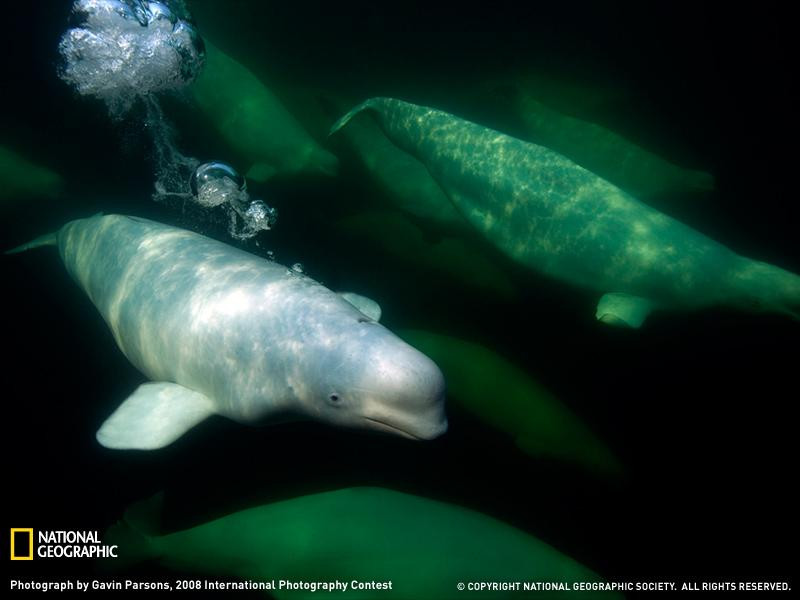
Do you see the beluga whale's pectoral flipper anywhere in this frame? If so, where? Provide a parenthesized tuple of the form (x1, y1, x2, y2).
(596, 293, 655, 329)
(97, 383, 217, 450)
(339, 292, 382, 322)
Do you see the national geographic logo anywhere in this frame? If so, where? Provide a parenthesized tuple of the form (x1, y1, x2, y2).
(9, 529, 118, 559)
(10, 529, 33, 560)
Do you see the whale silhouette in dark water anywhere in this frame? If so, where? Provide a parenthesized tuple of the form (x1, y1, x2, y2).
(106, 487, 618, 599)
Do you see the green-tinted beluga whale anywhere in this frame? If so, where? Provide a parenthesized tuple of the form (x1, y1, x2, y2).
(191, 41, 338, 182)
(107, 487, 618, 599)
(334, 210, 516, 300)
(7, 214, 446, 448)
(0, 145, 63, 202)
(506, 91, 715, 199)
(397, 329, 622, 476)
(331, 97, 800, 328)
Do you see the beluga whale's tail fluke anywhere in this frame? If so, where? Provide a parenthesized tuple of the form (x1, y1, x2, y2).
(5, 231, 58, 255)
(5, 213, 103, 255)
(328, 98, 385, 137)
(102, 493, 164, 572)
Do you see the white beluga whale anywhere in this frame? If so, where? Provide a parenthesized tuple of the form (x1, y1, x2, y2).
(331, 97, 800, 328)
(7, 214, 447, 448)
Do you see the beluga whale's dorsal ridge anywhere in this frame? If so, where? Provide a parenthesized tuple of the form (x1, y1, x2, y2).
(331, 97, 800, 327)
(8, 214, 447, 449)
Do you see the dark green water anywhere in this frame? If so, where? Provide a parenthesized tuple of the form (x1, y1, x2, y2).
(2, 0, 795, 596)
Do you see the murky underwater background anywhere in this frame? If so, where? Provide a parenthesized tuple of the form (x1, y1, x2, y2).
(2, 0, 796, 594)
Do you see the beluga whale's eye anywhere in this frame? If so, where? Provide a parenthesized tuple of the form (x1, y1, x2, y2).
(328, 393, 341, 405)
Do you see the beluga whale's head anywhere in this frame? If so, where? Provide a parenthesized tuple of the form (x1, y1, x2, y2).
(724, 258, 800, 322)
(296, 315, 448, 441)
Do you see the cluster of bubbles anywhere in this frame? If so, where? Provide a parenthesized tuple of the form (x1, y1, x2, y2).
(57, 1, 279, 244)
(59, 0, 206, 218)
(58, 0, 205, 116)
(190, 161, 278, 241)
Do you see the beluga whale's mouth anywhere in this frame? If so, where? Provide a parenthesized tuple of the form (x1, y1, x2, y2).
(363, 416, 447, 441)
(364, 417, 422, 440)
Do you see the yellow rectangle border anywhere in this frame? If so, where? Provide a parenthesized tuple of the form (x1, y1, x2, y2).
(10, 528, 33, 560)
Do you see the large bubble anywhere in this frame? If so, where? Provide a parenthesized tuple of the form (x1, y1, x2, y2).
(58, 0, 205, 116)
(190, 161, 246, 202)
(189, 161, 278, 240)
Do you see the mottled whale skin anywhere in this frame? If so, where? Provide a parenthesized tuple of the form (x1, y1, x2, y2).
(332, 98, 800, 327)
(9, 214, 446, 448)
(507, 92, 715, 199)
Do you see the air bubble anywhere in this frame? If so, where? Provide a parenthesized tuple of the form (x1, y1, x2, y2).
(244, 200, 278, 231)
(58, 0, 206, 116)
(188, 162, 278, 240)
(144, 1, 177, 25)
(190, 161, 245, 197)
